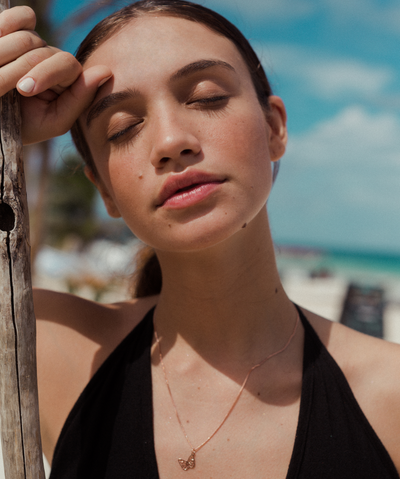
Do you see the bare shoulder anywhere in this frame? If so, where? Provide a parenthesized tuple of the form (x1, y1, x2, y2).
(305, 308, 400, 472)
(34, 287, 156, 336)
(33, 288, 158, 462)
(34, 287, 158, 379)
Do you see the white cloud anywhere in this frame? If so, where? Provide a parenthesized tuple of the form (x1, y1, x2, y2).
(287, 106, 400, 169)
(269, 106, 400, 250)
(256, 43, 397, 102)
(322, 0, 400, 34)
(209, 0, 400, 34)
(206, 0, 314, 21)
(306, 61, 393, 97)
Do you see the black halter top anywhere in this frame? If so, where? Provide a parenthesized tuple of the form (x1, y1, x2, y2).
(49, 307, 399, 478)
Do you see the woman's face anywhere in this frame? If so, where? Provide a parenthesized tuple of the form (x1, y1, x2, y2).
(82, 15, 287, 252)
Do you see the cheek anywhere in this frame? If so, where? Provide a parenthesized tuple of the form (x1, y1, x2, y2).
(85, 138, 159, 241)
(107, 156, 147, 207)
(209, 100, 269, 153)
(207, 108, 272, 185)
(93, 150, 149, 224)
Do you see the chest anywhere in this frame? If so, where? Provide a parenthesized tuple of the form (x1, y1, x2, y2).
(151, 362, 302, 479)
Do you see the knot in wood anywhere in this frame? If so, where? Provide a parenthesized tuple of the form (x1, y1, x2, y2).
(0, 202, 15, 232)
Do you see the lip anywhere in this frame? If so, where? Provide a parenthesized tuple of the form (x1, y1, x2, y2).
(156, 170, 226, 208)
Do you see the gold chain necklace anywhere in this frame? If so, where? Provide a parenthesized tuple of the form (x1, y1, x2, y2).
(153, 310, 300, 471)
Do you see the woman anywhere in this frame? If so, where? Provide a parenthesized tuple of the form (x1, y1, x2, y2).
(0, 1, 399, 477)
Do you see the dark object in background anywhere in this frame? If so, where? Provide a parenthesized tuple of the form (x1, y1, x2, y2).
(340, 283, 384, 338)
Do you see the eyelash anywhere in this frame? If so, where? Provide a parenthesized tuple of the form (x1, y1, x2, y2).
(107, 96, 229, 143)
(107, 122, 143, 143)
(189, 95, 230, 107)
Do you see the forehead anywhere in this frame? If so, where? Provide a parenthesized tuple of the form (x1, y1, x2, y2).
(84, 15, 250, 86)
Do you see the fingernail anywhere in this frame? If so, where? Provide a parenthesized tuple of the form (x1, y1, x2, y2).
(18, 77, 36, 93)
(98, 75, 112, 88)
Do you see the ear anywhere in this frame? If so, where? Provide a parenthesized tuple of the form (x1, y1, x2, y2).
(266, 96, 288, 162)
(84, 166, 121, 218)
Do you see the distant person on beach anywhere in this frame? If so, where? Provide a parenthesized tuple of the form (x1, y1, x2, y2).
(0, 1, 399, 477)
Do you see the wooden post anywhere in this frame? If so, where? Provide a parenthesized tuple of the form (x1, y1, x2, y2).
(0, 1, 45, 478)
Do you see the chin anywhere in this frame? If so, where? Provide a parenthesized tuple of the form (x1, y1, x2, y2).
(142, 210, 264, 254)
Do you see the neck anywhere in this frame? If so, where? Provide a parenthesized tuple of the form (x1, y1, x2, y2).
(153, 210, 297, 365)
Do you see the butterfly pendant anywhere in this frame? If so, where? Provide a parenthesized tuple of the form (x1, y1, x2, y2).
(178, 451, 196, 471)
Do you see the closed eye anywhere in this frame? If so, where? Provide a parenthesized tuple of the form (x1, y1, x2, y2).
(107, 121, 143, 143)
(188, 95, 230, 107)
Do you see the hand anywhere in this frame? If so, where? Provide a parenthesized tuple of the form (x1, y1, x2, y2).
(0, 6, 112, 144)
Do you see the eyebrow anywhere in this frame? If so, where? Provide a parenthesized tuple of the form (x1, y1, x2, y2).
(170, 59, 236, 81)
(86, 59, 236, 128)
(86, 88, 139, 128)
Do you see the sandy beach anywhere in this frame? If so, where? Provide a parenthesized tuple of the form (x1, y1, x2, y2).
(281, 270, 400, 344)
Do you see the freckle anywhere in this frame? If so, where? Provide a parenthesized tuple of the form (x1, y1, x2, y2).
(227, 438, 230, 442)
(198, 387, 200, 390)
(187, 420, 190, 423)
(258, 392, 261, 396)
(138, 174, 143, 179)
(275, 288, 278, 294)
(168, 224, 171, 228)
(242, 223, 247, 229)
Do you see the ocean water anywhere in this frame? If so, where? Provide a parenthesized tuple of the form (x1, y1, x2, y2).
(275, 245, 400, 284)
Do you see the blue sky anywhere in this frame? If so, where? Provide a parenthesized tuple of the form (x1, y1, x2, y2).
(52, 0, 400, 254)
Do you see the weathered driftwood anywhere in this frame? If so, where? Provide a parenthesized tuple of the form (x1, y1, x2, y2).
(0, 1, 45, 477)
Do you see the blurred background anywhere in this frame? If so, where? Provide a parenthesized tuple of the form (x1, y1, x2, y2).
(12, 0, 400, 341)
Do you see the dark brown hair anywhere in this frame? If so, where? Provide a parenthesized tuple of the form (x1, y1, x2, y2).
(70, 0, 274, 297)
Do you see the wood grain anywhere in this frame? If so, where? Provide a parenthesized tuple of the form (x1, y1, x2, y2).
(0, 1, 45, 477)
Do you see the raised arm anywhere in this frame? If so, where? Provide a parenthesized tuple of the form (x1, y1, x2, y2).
(0, 6, 111, 144)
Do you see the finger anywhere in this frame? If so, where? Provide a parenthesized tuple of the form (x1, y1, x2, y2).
(20, 65, 112, 143)
(51, 65, 113, 133)
(0, 30, 46, 67)
(0, 45, 57, 96)
(0, 6, 37, 35)
(17, 51, 82, 96)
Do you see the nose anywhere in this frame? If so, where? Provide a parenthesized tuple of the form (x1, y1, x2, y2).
(149, 110, 201, 169)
